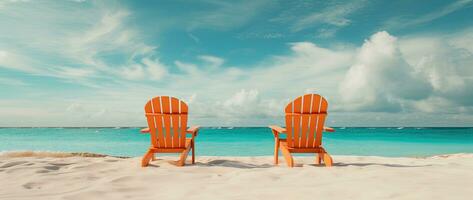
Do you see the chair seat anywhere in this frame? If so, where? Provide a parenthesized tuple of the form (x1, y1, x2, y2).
(149, 138, 193, 153)
(279, 141, 327, 153)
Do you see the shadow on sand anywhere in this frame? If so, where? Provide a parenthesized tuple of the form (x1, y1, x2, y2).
(331, 162, 432, 168)
(144, 158, 431, 168)
(196, 160, 273, 169)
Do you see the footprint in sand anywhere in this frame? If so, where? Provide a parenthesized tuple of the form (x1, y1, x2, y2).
(49, 163, 73, 167)
(35, 165, 61, 173)
(22, 182, 42, 189)
(43, 165, 60, 170)
(0, 161, 28, 168)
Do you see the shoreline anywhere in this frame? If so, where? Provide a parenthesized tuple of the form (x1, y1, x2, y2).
(2, 150, 473, 160)
(1, 150, 472, 159)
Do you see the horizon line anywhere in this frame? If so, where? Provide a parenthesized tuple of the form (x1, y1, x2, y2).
(1, 126, 472, 128)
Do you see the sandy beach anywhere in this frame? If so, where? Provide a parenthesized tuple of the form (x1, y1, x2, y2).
(0, 152, 472, 200)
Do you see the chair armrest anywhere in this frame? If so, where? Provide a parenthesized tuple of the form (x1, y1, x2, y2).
(269, 125, 286, 138)
(269, 125, 286, 133)
(140, 128, 150, 133)
(186, 126, 200, 137)
(323, 126, 335, 132)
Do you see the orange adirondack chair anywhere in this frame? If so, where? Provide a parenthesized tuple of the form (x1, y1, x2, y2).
(269, 94, 335, 167)
(140, 96, 199, 167)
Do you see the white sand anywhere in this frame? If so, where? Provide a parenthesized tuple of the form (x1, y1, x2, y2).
(1, 152, 472, 200)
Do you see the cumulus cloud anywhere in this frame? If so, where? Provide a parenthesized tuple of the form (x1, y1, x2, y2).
(340, 31, 433, 111)
(340, 30, 473, 114)
(203, 89, 284, 126)
(400, 33, 473, 112)
(222, 89, 259, 110)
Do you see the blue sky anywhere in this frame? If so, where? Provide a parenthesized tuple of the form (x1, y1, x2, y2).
(0, 0, 472, 127)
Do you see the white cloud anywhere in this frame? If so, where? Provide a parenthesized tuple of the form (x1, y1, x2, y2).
(195, 89, 284, 126)
(0, 1, 165, 87)
(316, 28, 337, 38)
(51, 67, 96, 78)
(223, 89, 259, 108)
(400, 32, 473, 111)
(119, 64, 145, 80)
(340, 31, 433, 111)
(384, 0, 473, 29)
(70, 10, 129, 47)
(66, 103, 85, 112)
(340, 30, 473, 113)
(175, 61, 199, 75)
(187, 0, 271, 31)
(0, 77, 28, 86)
(291, 0, 367, 32)
(142, 58, 168, 80)
(0, 50, 41, 73)
(198, 55, 224, 69)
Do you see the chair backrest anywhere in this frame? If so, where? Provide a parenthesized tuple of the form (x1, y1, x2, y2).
(144, 96, 188, 148)
(285, 94, 328, 148)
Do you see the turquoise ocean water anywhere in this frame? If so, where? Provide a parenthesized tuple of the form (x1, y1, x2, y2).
(1, 127, 472, 157)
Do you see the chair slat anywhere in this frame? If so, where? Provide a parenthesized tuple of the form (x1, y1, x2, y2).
(292, 96, 302, 147)
(152, 97, 165, 148)
(315, 115, 326, 147)
(302, 94, 312, 113)
(156, 115, 165, 147)
(172, 114, 180, 148)
(285, 102, 293, 113)
(145, 116, 158, 147)
(161, 96, 171, 113)
(319, 98, 328, 112)
(171, 98, 180, 147)
(171, 98, 180, 113)
(293, 114, 301, 148)
(163, 114, 172, 147)
(180, 114, 188, 147)
(293, 96, 302, 113)
(300, 114, 309, 147)
(180, 101, 188, 114)
(299, 95, 312, 147)
(285, 115, 293, 147)
(307, 114, 316, 148)
(152, 97, 163, 113)
(311, 94, 321, 113)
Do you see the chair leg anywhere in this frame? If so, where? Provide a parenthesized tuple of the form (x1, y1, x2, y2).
(280, 145, 294, 167)
(323, 153, 333, 167)
(315, 153, 323, 165)
(191, 140, 195, 164)
(151, 153, 156, 161)
(141, 149, 154, 167)
(274, 137, 279, 164)
(177, 143, 192, 167)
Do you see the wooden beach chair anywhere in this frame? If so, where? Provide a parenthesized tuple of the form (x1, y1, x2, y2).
(269, 94, 335, 167)
(140, 96, 199, 167)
